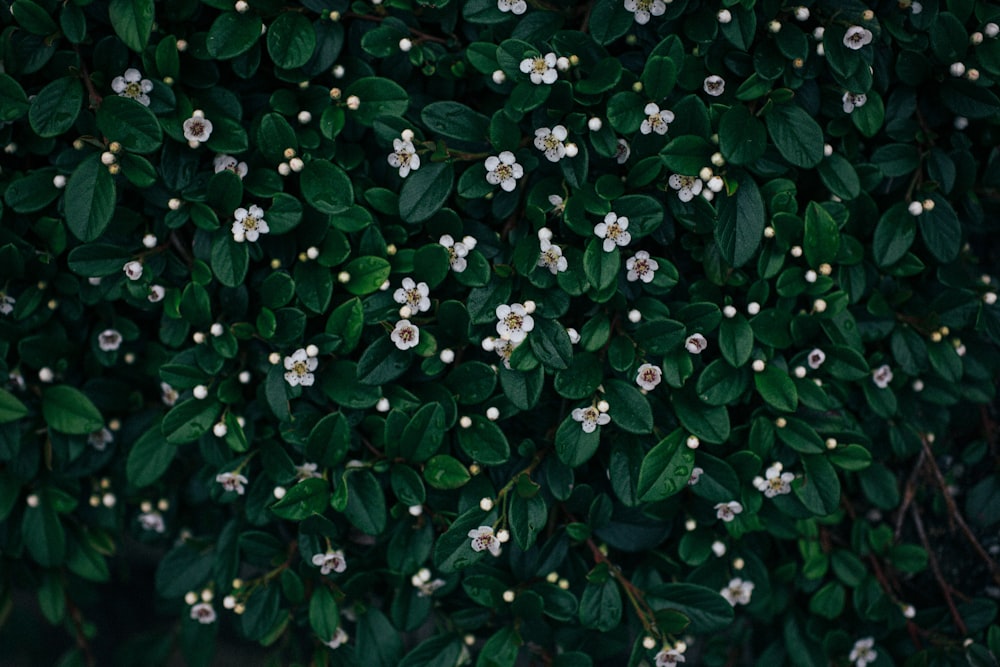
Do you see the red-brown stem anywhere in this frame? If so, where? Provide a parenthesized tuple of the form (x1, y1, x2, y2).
(910, 504, 967, 636)
(343, 12, 450, 44)
(64, 593, 96, 667)
(73, 46, 102, 110)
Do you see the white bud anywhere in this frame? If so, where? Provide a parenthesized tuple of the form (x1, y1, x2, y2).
(481, 337, 495, 352)
(912, 379, 924, 392)
(379, 279, 391, 291)
(971, 32, 984, 45)
(794, 366, 807, 378)
(642, 636, 656, 650)
(337, 271, 351, 283)
(101, 151, 116, 166)
(273, 486, 286, 499)
(813, 298, 827, 313)
(903, 604, 916, 618)
(752, 360, 766, 372)
(346, 95, 360, 110)
(564, 142, 579, 158)
(955, 116, 969, 130)
(26, 494, 40, 507)
(53, 174, 67, 189)
(922, 198, 935, 211)
(686, 435, 700, 449)
(987, 23, 1000, 38)
(192, 331, 206, 344)
(825, 437, 838, 450)
(408, 504, 423, 516)
(496, 529, 510, 543)
(768, 20, 782, 33)
(685, 518, 697, 531)
(399, 305, 412, 319)
(711, 152, 725, 167)
(277, 162, 291, 176)
(400, 129, 415, 142)
(597, 400, 610, 413)
(460, 416, 472, 429)
(747, 301, 761, 315)
(185, 592, 199, 605)
(763, 225, 775, 238)
(168, 198, 182, 211)
(984, 292, 997, 305)
(794, 6, 809, 21)
(723, 305, 737, 318)
(537, 227, 553, 242)
(816, 43, 825, 56)
(502, 590, 515, 603)
(908, 201, 924, 216)
(711, 541, 727, 557)
(628, 309, 642, 323)
(479, 497, 494, 511)
(805, 270, 817, 283)
(303, 246, 319, 261)
(967, 68, 981, 81)
(266, 352, 280, 365)
(950, 62, 966, 77)
(823, 143, 833, 157)
(566, 327, 580, 344)
(556, 56, 570, 71)
(223, 595, 237, 610)
(486, 407, 500, 421)
(699, 167, 714, 182)
(434, 348, 454, 365)
(717, 9, 732, 23)
(193, 385, 208, 399)
(492, 69, 506, 84)
(213, 421, 228, 438)
(289, 157, 304, 172)
(210, 323, 224, 337)
(376, 397, 390, 413)
(236, 416, 245, 427)
(708, 176, 724, 192)
(332, 64, 345, 78)
(588, 117, 603, 131)
(732, 558, 744, 571)
(38, 367, 54, 383)
(399, 37, 412, 52)
(234, 0, 248, 12)
(462, 235, 477, 250)
(523, 300, 536, 314)
(790, 245, 803, 257)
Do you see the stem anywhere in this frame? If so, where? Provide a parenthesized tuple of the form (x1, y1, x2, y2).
(584, 537, 659, 637)
(73, 47, 102, 111)
(342, 12, 450, 44)
(911, 503, 967, 636)
(64, 592, 96, 667)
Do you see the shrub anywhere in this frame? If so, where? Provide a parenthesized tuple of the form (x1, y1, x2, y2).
(1, 0, 1000, 665)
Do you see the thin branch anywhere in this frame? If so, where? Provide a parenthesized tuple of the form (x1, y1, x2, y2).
(64, 592, 96, 667)
(73, 46, 102, 111)
(910, 503, 967, 636)
(343, 12, 449, 44)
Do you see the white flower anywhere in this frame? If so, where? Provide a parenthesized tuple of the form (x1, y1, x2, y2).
(640, 102, 674, 135)
(519, 52, 558, 85)
(669, 174, 704, 202)
(495, 303, 535, 343)
(497, 0, 526, 14)
(685, 333, 708, 354)
(548, 194, 566, 215)
(492, 338, 515, 369)
(0, 293, 14, 316)
(111, 68, 153, 106)
(182, 114, 213, 143)
(231, 204, 269, 243)
(190, 602, 216, 624)
(411, 568, 446, 596)
(213, 154, 248, 179)
(468, 526, 502, 556)
(624, 0, 666, 24)
(311, 549, 347, 575)
(715, 500, 743, 522)
(148, 285, 165, 303)
(393, 277, 431, 313)
(439, 234, 470, 273)
(753, 464, 795, 497)
(388, 138, 421, 177)
(720, 577, 754, 606)
(283, 348, 318, 387)
(626, 250, 658, 283)
(703, 75, 725, 96)
(842, 91, 868, 113)
(88, 428, 113, 451)
(687, 467, 704, 486)
(391, 320, 420, 350)
(295, 462, 322, 480)
(843, 26, 873, 50)
(594, 212, 631, 252)
(538, 239, 568, 274)
(325, 627, 349, 649)
(655, 648, 686, 666)
(533, 125, 569, 162)
(635, 363, 662, 390)
(572, 406, 611, 433)
(98, 328, 123, 352)
(849, 638, 878, 667)
(485, 151, 524, 192)
(123, 260, 143, 281)
(161, 382, 179, 406)
(807, 348, 826, 369)
(872, 364, 893, 389)
(138, 510, 166, 533)
(216, 471, 248, 495)
(616, 138, 631, 164)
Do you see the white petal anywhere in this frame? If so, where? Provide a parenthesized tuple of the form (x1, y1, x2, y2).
(644, 102, 660, 115)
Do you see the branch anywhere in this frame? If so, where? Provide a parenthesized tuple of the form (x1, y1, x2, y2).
(73, 46, 102, 111)
(64, 592, 96, 667)
(910, 503, 967, 636)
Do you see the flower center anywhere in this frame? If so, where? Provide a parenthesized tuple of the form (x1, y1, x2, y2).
(636, 0, 653, 9)
(641, 368, 657, 382)
(243, 216, 258, 231)
(125, 81, 143, 98)
(395, 149, 411, 165)
(398, 327, 415, 343)
(543, 135, 560, 150)
(475, 534, 494, 549)
(677, 175, 695, 188)
(607, 223, 623, 240)
(293, 361, 307, 375)
(531, 58, 548, 74)
(543, 249, 560, 264)
(404, 288, 422, 307)
(647, 113, 665, 129)
(189, 120, 205, 135)
(505, 314, 523, 330)
(633, 259, 649, 275)
(495, 164, 513, 181)
(768, 478, 784, 490)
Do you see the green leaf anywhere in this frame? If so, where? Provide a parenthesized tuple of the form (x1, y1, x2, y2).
(719, 316, 754, 367)
(0, 388, 28, 424)
(918, 194, 961, 263)
(294, 261, 333, 312)
(344, 470, 386, 535)
(300, 160, 353, 214)
(12, 0, 57, 36)
(210, 231, 248, 287)
(357, 336, 411, 385)
(476, 626, 522, 667)
(719, 105, 766, 165)
(420, 102, 490, 141)
(796, 455, 841, 515)
(64, 156, 116, 242)
(641, 56, 677, 99)
(0, 73, 29, 122)
(344, 77, 410, 126)
(434, 505, 492, 572)
(307, 412, 350, 466)
(42, 385, 103, 435)
(579, 579, 621, 632)
(637, 431, 696, 502)
(765, 102, 824, 169)
(308, 587, 340, 644)
(604, 379, 653, 434)
(267, 12, 316, 69)
(400, 403, 446, 462)
(29, 76, 83, 138)
(661, 135, 714, 176)
(109, 0, 154, 52)
(873, 203, 916, 267)
(530, 317, 573, 371)
(456, 415, 511, 466)
(754, 365, 798, 412)
(424, 455, 471, 490)
(817, 154, 860, 201)
(554, 412, 601, 467)
(162, 398, 221, 444)
(96, 95, 162, 153)
(256, 112, 297, 163)
(941, 79, 1000, 119)
(399, 162, 454, 223)
(22, 502, 66, 567)
(4, 168, 60, 214)
(509, 493, 547, 551)
(271, 478, 330, 521)
(126, 423, 176, 487)
(647, 583, 734, 634)
(588, 0, 633, 46)
(672, 388, 730, 444)
(583, 239, 618, 291)
(399, 635, 464, 667)
(343, 256, 391, 296)
(716, 175, 764, 268)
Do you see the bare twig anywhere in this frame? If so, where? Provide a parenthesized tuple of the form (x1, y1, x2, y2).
(64, 592, 96, 667)
(911, 504, 967, 636)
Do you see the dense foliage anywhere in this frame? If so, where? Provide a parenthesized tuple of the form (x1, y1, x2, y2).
(2, 0, 1000, 664)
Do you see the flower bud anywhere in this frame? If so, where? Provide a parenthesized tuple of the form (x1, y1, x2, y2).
(747, 301, 761, 315)
(588, 117, 602, 131)
(752, 360, 766, 372)
(346, 95, 361, 110)
(460, 416, 472, 428)
(193, 385, 208, 399)
(717, 9, 732, 23)
(53, 174, 67, 189)
(486, 407, 500, 421)
(376, 397, 390, 412)
(628, 309, 642, 323)
(399, 38, 412, 52)
(686, 435, 700, 449)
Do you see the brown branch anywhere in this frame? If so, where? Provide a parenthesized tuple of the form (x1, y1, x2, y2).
(894, 448, 926, 540)
(73, 46, 102, 111)
(910, 503, 967, 636)
(343, 12, 449, 44)
(64, 592, 96, 667)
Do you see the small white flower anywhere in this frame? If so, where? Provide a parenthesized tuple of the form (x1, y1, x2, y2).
(190, 602, 216, 624)
(213, 154, 248, 179)
(640, 102, 674, 135)
(123, 261, 143, 281)
(595, 212, 631, 252)
(685, 333, 708, 354)
(616, 138, 631, 164)
(534, 125, 569, 162)
(231, 204, 269, 243)
(807, 348, 826, 369)
(468, 526, 502, 556)
(843, 25, 873, 50)
(497, 0, 526, 14)
(626, 250, 658, 283)
(849, 638, 878, 667)
(98, 328, 123, 352)
(325, 627, 349, 649)
(295, 462, 322, 481)
(572, 406, 611, 433)
(88, 428, 113, 451)
(720, 577, 754, 606)
(182, 114, 213, 143)
(495, 303, 535, 343)
(411, 568, 446, 596)
(393, 277, 431, 313)
(111, 68, 153, 106)
(547, 195, 566, 215)
(624, 0, 666, 24)
(391, 320, 420, 350)
(492, 338, 516, 369)
(715, 500, 743, 522)
(842, 91, 868, 113)
(311, 549, 347, 574)
(635, 363, 662, 390)
(0, 294, 14, 316)
(519, 52, 558, 85)
(148, 285, 166, 303)
(138, 510, 166, 533)
(216, 471, 248, 495)
(669, 174, 704, 202)
(703, 75, 725, 96)
(485, 151, 524, 192)
(538, 239, 568, 274)
(283, 348, 318, 387)
(388, 138, 421, 177)
(753, 464, 795, 497)
(687, 467, 704, 486)
(439, 234, 470, 273)
(161, 382, 179, 406)
(872, 364, 893, 389)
